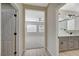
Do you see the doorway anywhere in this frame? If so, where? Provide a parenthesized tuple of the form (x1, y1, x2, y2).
(25, 9, 45, 49)
(24, 8, 46, 55)
(1, 3, 19, 56)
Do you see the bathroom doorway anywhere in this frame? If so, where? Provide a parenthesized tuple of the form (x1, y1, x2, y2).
(25, 9, 45, 50)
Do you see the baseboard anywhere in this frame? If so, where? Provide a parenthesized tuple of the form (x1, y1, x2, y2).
(26, 47, 44, 50)
(22, 48, 52, 56)
(45, 48, 52, 56)
(21, 50, 25, 56)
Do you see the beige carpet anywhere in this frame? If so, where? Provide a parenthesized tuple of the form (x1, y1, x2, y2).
(60, 49, 79, 56)
(24, 48, 48, 56)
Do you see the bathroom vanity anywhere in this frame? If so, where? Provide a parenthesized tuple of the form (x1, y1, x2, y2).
(58, 8, 79, 52)
(59, 36, 79, 52)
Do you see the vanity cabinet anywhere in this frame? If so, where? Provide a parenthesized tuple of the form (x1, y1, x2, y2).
(59, 36, 79, 52)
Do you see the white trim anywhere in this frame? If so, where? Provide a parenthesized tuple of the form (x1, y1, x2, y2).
(10, 3, 19, 56)
(0, 3, 1, 56)
(56, 3, 66, 56)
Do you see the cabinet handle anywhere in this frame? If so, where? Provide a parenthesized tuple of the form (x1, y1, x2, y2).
(61, 42, 63, 44)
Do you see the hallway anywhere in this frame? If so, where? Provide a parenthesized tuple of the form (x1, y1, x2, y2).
(0, 3, 67, 56)
(24, 48, 48, 56)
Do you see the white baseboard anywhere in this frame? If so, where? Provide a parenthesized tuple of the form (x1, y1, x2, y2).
(21, 50, 25, 56)
(45, 48, 52, 56)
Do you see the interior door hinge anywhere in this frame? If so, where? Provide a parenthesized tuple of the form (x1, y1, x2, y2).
(14, 32, 17, 35)
(14, 51, 17, 55)
(14, 14, 17, 17)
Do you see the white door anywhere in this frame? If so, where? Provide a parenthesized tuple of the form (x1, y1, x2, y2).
(1, 9, 16, 56)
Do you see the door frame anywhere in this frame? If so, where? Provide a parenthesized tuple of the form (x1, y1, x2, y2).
(56, 3, 66, 55)
(10, 3, 19, 56)
(23, 4, 48, 51)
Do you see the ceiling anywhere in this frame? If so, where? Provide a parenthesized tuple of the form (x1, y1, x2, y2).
(60, 3, 79, 12)
(24, 3, 48, 7)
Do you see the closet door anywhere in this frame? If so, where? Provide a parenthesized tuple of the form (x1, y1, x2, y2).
(1, 9, 16, 56)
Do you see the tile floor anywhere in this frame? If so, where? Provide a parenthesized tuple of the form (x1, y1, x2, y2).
(25, 35, 45, 49)
(24, 48, 48, 56)
(60, 49, 79, 56)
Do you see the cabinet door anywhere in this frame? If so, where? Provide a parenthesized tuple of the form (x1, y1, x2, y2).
(59, 37, 68, 51)
(73, 37, 79, 49)
(73, 39, 79, 49)
(68, 37, 74, 50)
(59, 39, 64, 51)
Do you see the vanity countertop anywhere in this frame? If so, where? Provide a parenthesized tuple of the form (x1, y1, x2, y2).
(58, 35, 79, 38)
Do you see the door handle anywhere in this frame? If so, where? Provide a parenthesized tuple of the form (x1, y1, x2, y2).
(61, 42, 63, 44)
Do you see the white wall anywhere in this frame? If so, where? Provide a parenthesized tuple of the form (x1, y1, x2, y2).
(25, 35, 45, 49)
(47, 3, 64, 56)
(14, 3, 24, 56)
(0, 3, 1, 56)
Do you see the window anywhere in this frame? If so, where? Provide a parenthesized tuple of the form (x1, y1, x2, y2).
(39, 25, 44, 32)
(25, 18, 44, 22)
(38, 18, 44, 22)
(25, 18, 39, 22)
(25, 9, 45, 33)
(27, 25, 37, 32)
